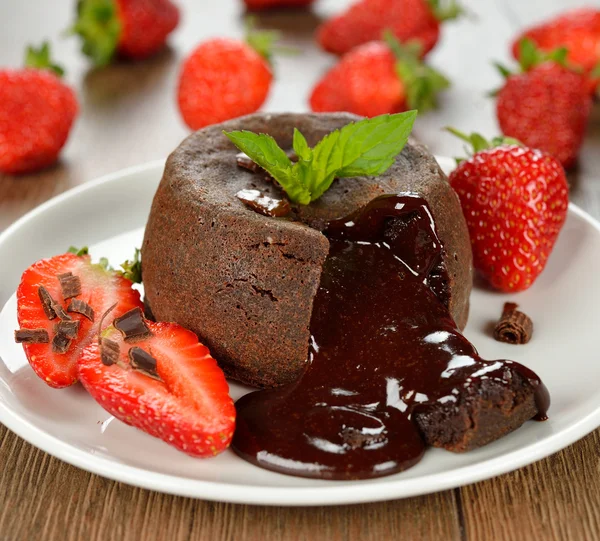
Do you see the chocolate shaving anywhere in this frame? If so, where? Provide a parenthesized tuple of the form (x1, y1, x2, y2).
(14, 328, 49, 344)
(128, 346, 161, 380)
(58, 272, 82, 300)
(101, 338, 120, 366)
(97, 302, 118, 343)
(52, 301, 72, 321)
(494, 302, 533, 345)
(55, 320, 80, 339)
(67, 298, 95, 321)
(38, 286, 57, 320)
(113, 308, 151, 342)
(52, 333, 72, 354)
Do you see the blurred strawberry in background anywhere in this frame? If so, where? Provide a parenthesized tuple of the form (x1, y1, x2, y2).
(177, 22, 279, 130)
(0, 43, 78, 175)
(310, 33, 449, 117)
(70, 0, 179, 66)
(317, 0, 462, 57)
(511, 8, 600, 95)
(495, 39, 592, 169)
(244, 0, 315, 10)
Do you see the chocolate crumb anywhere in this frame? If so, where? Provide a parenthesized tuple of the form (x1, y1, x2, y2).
(236, 189, 291, 218)
(128, 346, 160, 380)
(494, 302, 533, 345)
(101, 338, 120, 366)
(38, 286, 57, 320)
(113, 308, 151, 342)
(52, 333, 72, 354)
(14, 328, 50, 344)
(55, 320, 80, 339)
(58, 272, 82, 300)
(236, 152, 263, 174)
(67, 299, 95, 321)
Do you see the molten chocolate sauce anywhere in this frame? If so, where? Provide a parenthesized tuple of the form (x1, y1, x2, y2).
(233, 194, 549, 480)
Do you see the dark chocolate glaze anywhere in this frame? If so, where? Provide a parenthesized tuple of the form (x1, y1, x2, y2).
(232, 194, 549, 480)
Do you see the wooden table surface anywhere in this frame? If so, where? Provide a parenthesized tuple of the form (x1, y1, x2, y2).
(2, 0, 600, 539)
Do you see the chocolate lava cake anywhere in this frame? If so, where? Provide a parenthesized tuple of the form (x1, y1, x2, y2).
(142, 112, 473, 388)
(142, 112, 548, 479)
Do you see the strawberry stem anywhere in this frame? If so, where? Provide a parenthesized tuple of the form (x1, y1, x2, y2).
(69, 0, 121, 67)
(384, 31, 450, 112)
(24, 42, 65, 77)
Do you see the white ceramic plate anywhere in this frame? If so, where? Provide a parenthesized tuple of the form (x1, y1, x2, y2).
(1, 159, 600, 506)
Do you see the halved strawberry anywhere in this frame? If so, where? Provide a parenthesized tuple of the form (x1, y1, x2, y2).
(16, 250, 143, 388)
(78, 314, 236, 457)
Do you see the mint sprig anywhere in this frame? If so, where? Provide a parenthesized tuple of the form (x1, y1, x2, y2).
(225, 112, 417, 205)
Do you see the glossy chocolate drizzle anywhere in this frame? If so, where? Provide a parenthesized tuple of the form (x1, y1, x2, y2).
(233, 194, 549, 480)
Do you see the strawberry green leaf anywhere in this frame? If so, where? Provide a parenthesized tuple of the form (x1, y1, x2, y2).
(69, 0, 121, 67)
(245, 16, 281, 64)
(24, 42, 65, 77)
(384, 32, 450, 112)
(426, 0, 463, 22)
(591, 62, 600, 79)
(120, 248, 142, 284)
(446, 127, 522, 159)
(67, 246, 89, 256)
(225, 112, 417, 205)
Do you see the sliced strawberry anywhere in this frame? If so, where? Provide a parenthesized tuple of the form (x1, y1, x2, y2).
(78, 317, 236, 457)
(16, 251, 142, 388)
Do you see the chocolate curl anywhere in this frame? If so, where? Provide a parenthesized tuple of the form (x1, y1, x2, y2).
(494, 302, 533, 345)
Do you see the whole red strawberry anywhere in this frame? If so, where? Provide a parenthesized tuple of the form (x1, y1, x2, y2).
(71, 0, 179, 66)
(310, 34, 449, 117)
(495, 40, 592, 169)
(244, 0, 315, 10)
(447, 130, 568, 292)
(178, 26, 278, 130)
(317, 0, 462, 57)
(511, 8, 600, 92)
(0, 44, 78, 175)
(78, 313, 235, 457)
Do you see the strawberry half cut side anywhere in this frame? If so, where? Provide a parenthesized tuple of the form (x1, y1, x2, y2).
(16, 252, 143, 388)
(78, 313, 236, 457)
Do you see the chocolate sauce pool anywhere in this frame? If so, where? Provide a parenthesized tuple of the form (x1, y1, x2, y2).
(233, 194, 549, 480)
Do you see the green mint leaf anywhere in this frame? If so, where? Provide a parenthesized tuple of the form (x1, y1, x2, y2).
(120, 248, 142, 284)
(309, 112, 417, 200)
(67, 246, 89, 256)
(224, 130, 311, 205)
(225, 112, 416, 205)
(293, 128, 312, 161)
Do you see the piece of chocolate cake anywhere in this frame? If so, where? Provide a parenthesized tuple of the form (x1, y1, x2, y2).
(142, 112, 473, 388)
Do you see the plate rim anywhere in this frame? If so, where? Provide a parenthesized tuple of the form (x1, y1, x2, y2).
(1, 159, 599, 506)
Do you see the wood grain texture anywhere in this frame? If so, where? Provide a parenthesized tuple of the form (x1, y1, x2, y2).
(2, 0, 600, 540)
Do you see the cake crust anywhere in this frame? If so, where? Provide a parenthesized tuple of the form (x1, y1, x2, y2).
(142, 112, 474, 387)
